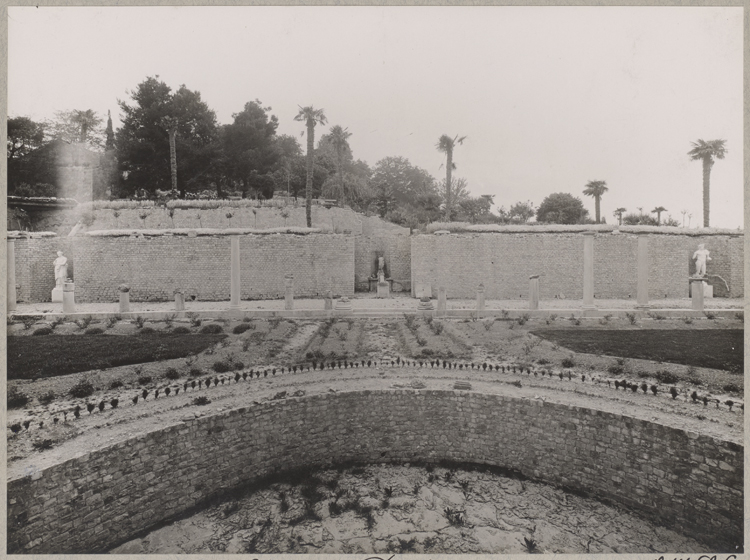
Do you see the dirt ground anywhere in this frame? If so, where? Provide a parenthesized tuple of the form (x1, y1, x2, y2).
(6, 314, 744, 553)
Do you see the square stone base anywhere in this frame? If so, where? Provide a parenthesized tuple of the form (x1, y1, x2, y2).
(51, 287, 63, 303)
(377, 282, 390, 298)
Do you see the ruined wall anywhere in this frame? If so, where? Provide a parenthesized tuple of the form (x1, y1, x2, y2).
(7, 390, 742, 554)
(411, 232, 744, 299)
(70, 233, 354, 302)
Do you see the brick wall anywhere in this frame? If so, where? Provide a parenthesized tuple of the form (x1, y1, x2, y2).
(70, 234, 354, 302)
(7, 390, 742, 553)
(411, 232, 744, 299)
(12, 237, 73, 304)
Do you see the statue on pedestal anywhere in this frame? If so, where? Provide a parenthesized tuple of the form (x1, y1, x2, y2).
(54, 252, 68, 287)
(377, 256, 385, 283)
(692, 244, 711, 277)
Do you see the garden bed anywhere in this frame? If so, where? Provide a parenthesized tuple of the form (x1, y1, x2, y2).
(301, 319, 364, 361)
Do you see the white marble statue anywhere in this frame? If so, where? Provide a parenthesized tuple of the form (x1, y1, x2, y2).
(692, 244, 711, 277)
(54, 251, 68, 287)
(377, 256, 385, 283)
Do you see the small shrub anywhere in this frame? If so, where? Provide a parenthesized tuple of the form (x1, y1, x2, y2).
(137, 376, 152, 385)
(416, 336, 427, 346)
(109, 380, 124, 390)
(164, 367, 180, 380)
(32, 439, 56, 452)
(268, 316, 282, 330)
(500, 309, 510, 319)
(625, 312, 637, 325)
(607, 364, 624, 375)
(50, 317, 66, 330)
(483, 319, 493, 331)
(189, 367, 204, 377)
(213, 361, 232, 373)
(444, 507, 465, 527)
(21, 316, 41, 330)
(523, 536, 539, 553)
(133, 316, 146, 329)
(33, 327, 53, 336)
(654, 370, 678, 384)
(517, 313, 531, 326)
(188, 313, 202, 328)
(85, 327, 104, 335)
(233, 323, 253, 334)
(200, 324, 224, 334)
(163, 314, 176, 328)
(39, 391, 56, 405)
(723, 383, 741, 394)
(704, 311, 717, 320)
(561, 357, 575, 368)
(193, 396, 211, 406)
(682, 316, 694, 325)
(734, 311, 744, 322)
(69, 379, 95, 398)
(8, 387, 30, 409)
(536, 358, 550, 365)
(172, 326, 191, 334)
(139, 327, 156, 335)
(431, 320, 444, 335)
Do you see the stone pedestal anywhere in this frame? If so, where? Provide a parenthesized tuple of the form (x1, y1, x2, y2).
(174, 292, 185, 313)
(334, 296, 352, 316)
(377, 281, 390, 298)
(437, 286, 447, 317)
(324, 290, 333, 310)
(230, 236, 240, 309)
(582, 232, 595, 310)
(119, 291, 130, 313)
(7, 240, 16, 313)
(690, 278, 705, 311)
(284, 274, 294, 310)
(52, 286, 64, 303)
(415, 282, 431, 299)
(63, 282, 75, 313)
(417, 296, 434, 316)
(636, 235, 651, 309)
(529, 275, 540, 310)
(476, 284, 485, 316)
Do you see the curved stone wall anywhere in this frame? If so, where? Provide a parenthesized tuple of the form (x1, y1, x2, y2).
(7, 390, 742, 553)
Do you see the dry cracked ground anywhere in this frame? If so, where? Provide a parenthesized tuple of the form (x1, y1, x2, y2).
(7, 314, 744, 553)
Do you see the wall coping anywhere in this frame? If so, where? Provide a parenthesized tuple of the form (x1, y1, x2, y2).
(81, 227, 330, 237)
(7, 230, 58, 239)
(422, 223, 743, 236)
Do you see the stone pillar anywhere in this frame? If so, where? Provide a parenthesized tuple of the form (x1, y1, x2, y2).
(284, 274, 294, 310)
(417, 296, 434, 316)
(476, 283, 485, 316)
(636, 235, 650, 309)
(334, 296, 352, 316)
(230, 236, 240, 309)
(7, 240, 16, 313)
(174, 292, 185, 313)
(119, 291, 130, 313)
(324, 290, 333, 311)
(529, 275, 540, 310)
(582, 232, 595, 310)
(690, 278, 705, 312)
(437, 286, 447, 317)
(63, 282, 75, 314)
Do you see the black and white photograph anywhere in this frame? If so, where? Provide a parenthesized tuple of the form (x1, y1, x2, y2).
(4, 4, 744, 555)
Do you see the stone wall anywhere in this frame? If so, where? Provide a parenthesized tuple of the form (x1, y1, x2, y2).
(7, 390, 742, 554)
(411, 232, 744, 299)
(69, 233, 354, 302)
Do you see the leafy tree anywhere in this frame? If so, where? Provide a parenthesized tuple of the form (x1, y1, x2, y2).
(457, 195, 495, 223)
(651, 206, 667, 225)
(536, 193, 589, 224)
(294, 106, 327, 227)
(613, 207, 626, 225)
(8, 117, 46, 160)
(219, 100, 282, 198)
(623, 212, 658, 226)
(436, 134, 466, 220)
(582, 180, 608, 224)
(104, 110, 115, 151)
(48, 109, 105, 149)
(116, 76, 218, 197)
(688, 139, 727, 227)
(370, 156, 437, 222)
(508, 200, 536, 223)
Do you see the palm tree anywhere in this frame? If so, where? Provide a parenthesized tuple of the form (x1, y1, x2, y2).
(294, 106, 327, 227)
(613, 207, 626, 226)
(582, 180, 608, 224)
(688, 139, 727, 227)
(436, 134, 466, 220)
(328, 125, 352, 203)
(651, 206, 667, 225)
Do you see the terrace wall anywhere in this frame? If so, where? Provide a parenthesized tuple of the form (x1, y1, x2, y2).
(11, 236, 73, 304)
(410, 232, 744, 299)
(7, 390, 742, 554)
(69, 234, 354, 302)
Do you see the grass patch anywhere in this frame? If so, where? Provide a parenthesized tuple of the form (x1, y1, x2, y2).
(532, 329, 743, 372)
(8, 333, 227, 380)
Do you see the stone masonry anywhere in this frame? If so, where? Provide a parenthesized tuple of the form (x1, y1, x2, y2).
(7, 390, 742, 553)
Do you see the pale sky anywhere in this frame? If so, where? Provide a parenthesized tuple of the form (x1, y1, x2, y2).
(8, 6, 744, 228)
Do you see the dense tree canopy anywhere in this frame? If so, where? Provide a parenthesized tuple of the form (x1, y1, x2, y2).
(116, 76, 218, 196)
(536, 192, 589, 224)
(48, 109, 105, 149)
